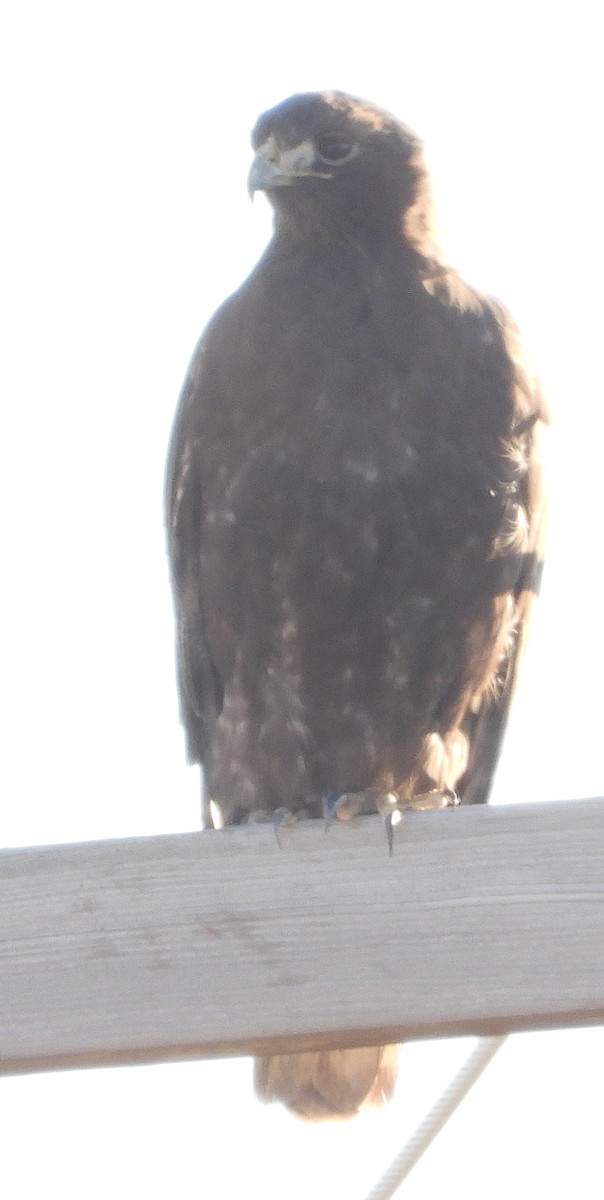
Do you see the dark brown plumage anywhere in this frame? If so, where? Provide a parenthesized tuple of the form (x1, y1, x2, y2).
(165, 91, 547, 1119)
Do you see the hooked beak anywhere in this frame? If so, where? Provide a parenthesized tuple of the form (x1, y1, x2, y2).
(247, 135, 332, 198)
(247, 155, 295, 197)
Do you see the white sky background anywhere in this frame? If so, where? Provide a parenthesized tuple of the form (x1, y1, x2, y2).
(1, 1, 603, 1196)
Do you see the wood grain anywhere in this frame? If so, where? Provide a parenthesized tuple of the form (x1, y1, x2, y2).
(1, 798, 603, 1075)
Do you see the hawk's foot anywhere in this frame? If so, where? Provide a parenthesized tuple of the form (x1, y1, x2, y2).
(378, 788, 460, 854)
(322, 788, 384, 827)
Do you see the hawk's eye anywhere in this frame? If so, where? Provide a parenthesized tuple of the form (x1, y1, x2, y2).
(315, 137, 357, 165)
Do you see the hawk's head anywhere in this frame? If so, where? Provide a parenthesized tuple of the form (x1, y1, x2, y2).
(249, 91, 431, 244)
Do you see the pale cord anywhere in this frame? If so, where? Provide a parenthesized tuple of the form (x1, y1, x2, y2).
(365, 1036, 507, 1200)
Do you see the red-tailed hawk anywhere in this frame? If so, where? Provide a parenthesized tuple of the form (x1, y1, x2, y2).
(165, 91, 547, 1119)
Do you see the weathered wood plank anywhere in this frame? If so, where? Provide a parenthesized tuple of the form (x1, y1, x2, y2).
(0, 798, 603, 1075)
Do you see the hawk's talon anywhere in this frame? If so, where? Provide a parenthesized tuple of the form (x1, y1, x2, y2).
(384, 809, 404, 856)
(272, 806, 298, 848)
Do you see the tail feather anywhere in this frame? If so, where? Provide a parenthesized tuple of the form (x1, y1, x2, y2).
(254, 1045, 399, 1120)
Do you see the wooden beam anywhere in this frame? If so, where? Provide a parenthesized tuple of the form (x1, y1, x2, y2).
(1, 798, 603, 1075)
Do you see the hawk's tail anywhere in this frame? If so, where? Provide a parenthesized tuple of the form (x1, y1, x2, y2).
(254, 1044, 399, 1120)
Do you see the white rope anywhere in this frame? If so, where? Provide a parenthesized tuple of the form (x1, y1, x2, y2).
(365, 1036, 507, 1200)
